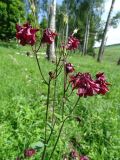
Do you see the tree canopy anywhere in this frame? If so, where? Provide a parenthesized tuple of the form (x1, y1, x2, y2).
(0, 0, 25, 40)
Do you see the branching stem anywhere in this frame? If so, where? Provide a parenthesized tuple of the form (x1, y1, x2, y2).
(48, 97, 80, 160)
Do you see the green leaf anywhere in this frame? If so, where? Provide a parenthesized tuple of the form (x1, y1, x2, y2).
(30, 141, 44, 149)
(54, 113, 62, 121)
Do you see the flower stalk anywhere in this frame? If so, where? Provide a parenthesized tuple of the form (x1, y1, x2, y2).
(41, 77, 51, 160)
(34, 51, 48, 85)
(48, 97, 80, 160)
(15, 22, 110, 160)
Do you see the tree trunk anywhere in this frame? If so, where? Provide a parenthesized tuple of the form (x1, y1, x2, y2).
(82, 17, 87, 55)
(65, 18, 69, 43)
(97, 0, 115, 62)
(82, 14, 90, 55)
(85, 18, 90, 55)
(46, 0, 56, 61)
(65, 0, 69, 43)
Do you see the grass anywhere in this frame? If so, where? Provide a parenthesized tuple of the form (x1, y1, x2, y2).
(0, 41, 120, 160)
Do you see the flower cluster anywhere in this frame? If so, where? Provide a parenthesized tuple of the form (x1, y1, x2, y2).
(95, 72, 110, 95)
(65, 63, 75, 74)
(69, 72, 109, 97)
(16, 23, 39, 46)
(41, 28, 57, 44)
(16, 23, 79, 50)
(64, 62, 109, 97)
(66, 36, 80, 50)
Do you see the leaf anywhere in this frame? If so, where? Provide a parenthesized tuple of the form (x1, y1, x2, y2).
(54, 113, 62, 121)
(30, 141, 44, 149)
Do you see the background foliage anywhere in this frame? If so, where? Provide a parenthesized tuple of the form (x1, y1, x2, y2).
(0, 0, 25, 40)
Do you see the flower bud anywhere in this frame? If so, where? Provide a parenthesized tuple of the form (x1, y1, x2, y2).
(24, 148, 36, 157)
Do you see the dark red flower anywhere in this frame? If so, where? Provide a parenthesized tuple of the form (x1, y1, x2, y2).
(66, 36, 80, 50)
(24, 148, 36, 157)
(95, 72, 110, 95)
(80, 155, 89, 160)
(16, 23, 39, 46)
(96, 72, 106, 81)
(41, 28, 57, 44)
(65, 63, 75, 74)
(70, 150, 78, 158)
(70, 73, 99, 97)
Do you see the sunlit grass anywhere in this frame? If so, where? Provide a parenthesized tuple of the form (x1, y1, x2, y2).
(0, 43, 120, 159)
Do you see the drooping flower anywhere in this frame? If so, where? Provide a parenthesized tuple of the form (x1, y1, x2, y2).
(66, 36, 80, 50)
(49, 71, 55, 79)
(69, 150, 78, 159)
(65, 63, 75, 74)
(95, 72, 110, 95)
(16, 23, 39, 46)
(69, 72, 110, 97)
(24, 148, 36, 157)
(80, 155, 89, 160)
(96, 72, 105, 81)
(41, 28, 57, 44)
(70, 73, 82, 89)
(70, 73, 99, 97)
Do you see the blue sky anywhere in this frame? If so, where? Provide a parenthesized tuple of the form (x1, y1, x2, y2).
(56, 0, 63, 5)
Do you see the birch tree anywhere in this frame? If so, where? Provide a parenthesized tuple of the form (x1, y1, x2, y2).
(46, 0, 56, 61)
(97, 0, 116, 62)
(82, 14, 90, 55)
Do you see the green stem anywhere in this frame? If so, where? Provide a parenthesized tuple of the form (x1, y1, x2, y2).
(70, 97, 80, 113)
(46, 119, 56, 144)
(65, 82, 70, 92)
(48, 117, 68, 160)
(48, 97, 80, 160)
(62, 58, 67, 119)
(47, 55, 64, 147)
(52, 75, 57, 125)
(41, 78, 51, 160)
(68, 89, 73, 97)
(34, 52, 48, 85)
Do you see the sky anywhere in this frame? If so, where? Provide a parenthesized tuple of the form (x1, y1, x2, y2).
(56, 0, 120, 47)
(95, 0, 120, 47)
(57, 0, 63, 5)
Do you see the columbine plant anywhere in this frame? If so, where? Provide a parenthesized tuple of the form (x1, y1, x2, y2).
(16, 22, 110, 160)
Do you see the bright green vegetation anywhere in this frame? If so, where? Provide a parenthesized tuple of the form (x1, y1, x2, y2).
(0, 42, 120, 160)
(0, 0, 25, 40)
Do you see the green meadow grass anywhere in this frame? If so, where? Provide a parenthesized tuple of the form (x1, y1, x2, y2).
(0, 42, 120, 160)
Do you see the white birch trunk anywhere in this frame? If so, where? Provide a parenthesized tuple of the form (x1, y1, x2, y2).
(82, 15, 90, 55)
(46, 0, 56, 61)
(85, 18, 90, 55)
(65, 0, 69, 43)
